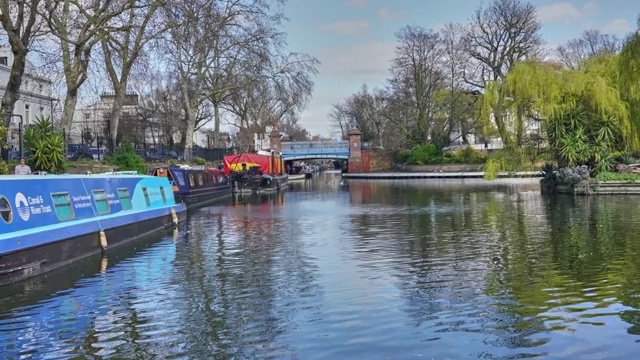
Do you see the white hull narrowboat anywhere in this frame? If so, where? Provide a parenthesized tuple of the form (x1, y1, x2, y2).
(0, 174, 187, 286)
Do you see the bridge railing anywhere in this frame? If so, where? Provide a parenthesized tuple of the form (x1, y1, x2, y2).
(281, 141, 349, 153)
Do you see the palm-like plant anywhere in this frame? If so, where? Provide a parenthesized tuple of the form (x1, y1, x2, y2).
(24, 116, 65, 173)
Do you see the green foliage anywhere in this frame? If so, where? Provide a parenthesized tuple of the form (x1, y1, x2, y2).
(620, 154, 636, 165)
(168, 158, 177, 166)
(483, 158, 503, 180)
(30, 134, 66, 173)
(24, 116, 66, 173)
(106, 143, 147, 174)
(396, 150, 411, 164)
(594, 172, 640, 182)
(193, 157, 206, 165)
(540, 162, 557, 194)
(455, 146, 485, 163)
(0, 161, 8, 175)
(406, 143, 440, 164)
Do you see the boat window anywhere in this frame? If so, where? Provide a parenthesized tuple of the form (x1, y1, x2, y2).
(51, 192, 74, 221)
(0, 195, 12, 224)
(117, 188, 132, 210)
(173, 172, 186, 186)
(188, 174, 195, 188)
(92, 189, 110, 215)
(142, 187, 151, 207)
(197, 173, 204, 187)
(159, 186, 167, 204)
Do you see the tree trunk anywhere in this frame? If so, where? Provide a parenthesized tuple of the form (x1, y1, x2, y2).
(62, 90, 79, 139)
(213, 101, 221, 148)
(1, 51, 27, 124)
(108, 81, 127, 150)
(184, 107, 196, 162)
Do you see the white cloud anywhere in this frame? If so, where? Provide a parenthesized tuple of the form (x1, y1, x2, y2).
(537, 1, 597, 23)
(345, 0, 366, 8)
(377, 8, 405, 21)
(321, 20, 371, 36)
(602, 19, 631, 34)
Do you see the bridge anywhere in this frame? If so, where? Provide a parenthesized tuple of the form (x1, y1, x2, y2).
(280, 141, 349, 161)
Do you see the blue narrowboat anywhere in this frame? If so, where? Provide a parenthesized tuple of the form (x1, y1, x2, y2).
(0, 174, 187, 286)
(149, 165, 232, 207)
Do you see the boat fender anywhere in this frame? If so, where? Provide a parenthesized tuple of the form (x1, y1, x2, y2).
(171, 208, 178, 226)
(99, 230, 108, 250)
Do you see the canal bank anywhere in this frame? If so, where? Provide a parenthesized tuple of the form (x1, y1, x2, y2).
(342, 170, 540, 179)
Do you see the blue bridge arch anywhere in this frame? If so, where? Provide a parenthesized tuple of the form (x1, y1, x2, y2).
(280, 141, 349, 161)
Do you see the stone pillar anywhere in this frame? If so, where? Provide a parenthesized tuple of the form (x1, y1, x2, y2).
(269, 130, 282, 153)
(348, 129, 363, 173)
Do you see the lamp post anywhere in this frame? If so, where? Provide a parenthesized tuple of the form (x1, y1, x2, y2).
(4, 114, 23, 160)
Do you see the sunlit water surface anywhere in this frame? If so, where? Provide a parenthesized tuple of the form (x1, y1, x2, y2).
(1, 175, 640, 359)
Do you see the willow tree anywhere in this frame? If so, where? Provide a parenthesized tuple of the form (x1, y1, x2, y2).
(618, 17, 640, 146)
(494, 57, 631, 169)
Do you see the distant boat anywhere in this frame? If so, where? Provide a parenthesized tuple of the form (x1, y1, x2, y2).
(149, 165, 231, 208)
(288, 173, 306, 181)
(224, 151, 289, 194)
(0, 173, 186, 286)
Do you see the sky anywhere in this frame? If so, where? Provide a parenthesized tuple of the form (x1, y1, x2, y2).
(282, 0, 638, 138)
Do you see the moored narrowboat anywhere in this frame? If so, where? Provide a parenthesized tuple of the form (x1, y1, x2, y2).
(149, 165, 231, 207)
(0, 174, 187, 287)
(224, 151, 289, 194)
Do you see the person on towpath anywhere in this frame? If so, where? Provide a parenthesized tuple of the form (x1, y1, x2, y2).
(14, 158, 31, 175)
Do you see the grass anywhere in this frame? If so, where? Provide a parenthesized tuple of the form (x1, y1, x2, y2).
(593, 172, 640, 182)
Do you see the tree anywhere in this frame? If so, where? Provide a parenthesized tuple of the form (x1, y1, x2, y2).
(557, 30, 620, 70)
(500, 57, 631, 169)
(465, 0, 544, 148)
(101, 0, 163, 151)
(389, 25, 444, 144)
(0, 0, 45, 121)
(439, 23, 478, 145)
(42, 0, 134, 135)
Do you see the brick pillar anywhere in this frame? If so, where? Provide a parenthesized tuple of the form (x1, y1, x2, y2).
(269, 130, 282, 153)
(348, 129, 363, 173)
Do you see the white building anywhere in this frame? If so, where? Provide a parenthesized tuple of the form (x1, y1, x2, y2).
(0, 44, 55, 150)
(73, 92, 144, 145)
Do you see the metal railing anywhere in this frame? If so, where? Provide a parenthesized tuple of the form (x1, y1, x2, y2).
(281, 141, 349, 153)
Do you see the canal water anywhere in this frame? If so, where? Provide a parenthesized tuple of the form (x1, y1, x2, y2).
(1, 174, 640, 359)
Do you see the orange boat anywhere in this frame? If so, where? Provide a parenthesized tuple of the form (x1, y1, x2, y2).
(224, 151, 288, 194)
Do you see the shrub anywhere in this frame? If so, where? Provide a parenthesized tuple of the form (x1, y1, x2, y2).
(106, 143, 147, 174)
(594, 172, 640, 182)
(540, 162, 557, 194)
(193, 157, 206, 165)
(24, 116, 66, 173)
(455, 146, 485, 163)
(407, 143, 440, 164)
(0, 161, 8, 175)
(396, 151, 411, 164)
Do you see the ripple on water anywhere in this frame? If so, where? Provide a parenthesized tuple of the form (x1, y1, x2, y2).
(2, 181, 640, 358)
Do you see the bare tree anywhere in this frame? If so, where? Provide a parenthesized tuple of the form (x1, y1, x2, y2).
(101, 0, 163, 151)
(556, 29, 620, 70)
(41, 0, 133, 135)
(464, 0, 544, 147)
(389, 25, 445, 144)
(0, 0, 45, 120)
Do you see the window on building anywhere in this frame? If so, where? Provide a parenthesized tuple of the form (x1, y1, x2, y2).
(51, 192, 74, 221)
(0, 57, 7, 66)
(24, 104, 30, 125)
(117, 188, 132, 210)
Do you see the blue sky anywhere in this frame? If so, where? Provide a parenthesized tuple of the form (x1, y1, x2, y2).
(282, 0, 638, 137)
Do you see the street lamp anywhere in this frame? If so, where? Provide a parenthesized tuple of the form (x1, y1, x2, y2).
(4, 114, 23, 160)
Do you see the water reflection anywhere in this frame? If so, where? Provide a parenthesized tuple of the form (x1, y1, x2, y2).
(1, 177, 640, 358)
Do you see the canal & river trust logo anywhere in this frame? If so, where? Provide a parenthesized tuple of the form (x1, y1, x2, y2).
(15, 192, 30, 221)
